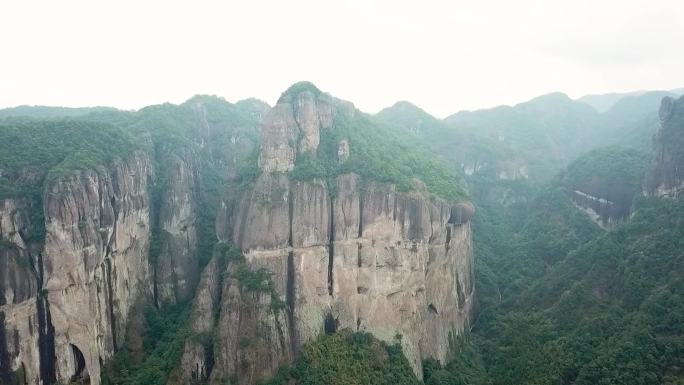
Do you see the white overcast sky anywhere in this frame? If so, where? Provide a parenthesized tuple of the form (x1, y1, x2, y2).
(1, 0, 683, 117)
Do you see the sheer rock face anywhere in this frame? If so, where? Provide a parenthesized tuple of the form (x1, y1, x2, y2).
(646, 96, 684, 198)
(0, 198, 40, 385)
(169, 256, 222, 385)
(210, 262, 292, 385)
(0, 198, 38, 306)
(257, 90, 334, 173)
(41, 152, 153, 385)
(1, 154, 155, 385)
(1, 99, 265, 385)
(155, 149, 200, 305)
(216, 173, 475, 378)
(213, 88, 475, 382)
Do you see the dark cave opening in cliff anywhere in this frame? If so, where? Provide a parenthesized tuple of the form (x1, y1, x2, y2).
(324, 313, 338, 335)
(69, 344, 90, 384)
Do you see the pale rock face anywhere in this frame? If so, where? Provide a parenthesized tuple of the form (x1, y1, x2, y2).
(332, 173, 361, 240)
(294, 91, 321, 153)
(0, 198, 38, 306)
(218, 172, 475, 379)
(215, 86, 476, 381)
(155, 150, 200, 305)
(258, 104, 298, 173)
(42, 152, 152, 385)
(231, 173, 291, 251)
(0, 297, 41, 385)
(646, 96, 684, 198)
(169, 256, 222, 385)
(258, 90, 335, 173)
(450, 202, 476, 225)
(210, 262, 292, 385)
(337, 139, 350, 164)
(291, 179, 330, 248)
(497, 160, 529, 180)
(0, 197, 42, 385)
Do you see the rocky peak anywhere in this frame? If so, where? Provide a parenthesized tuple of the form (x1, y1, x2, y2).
(646, 95, 684, 198)
(258, 82, 334, 172)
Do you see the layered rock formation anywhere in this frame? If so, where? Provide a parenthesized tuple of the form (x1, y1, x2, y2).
(42, 152, 153, 384)
(1, 85, 474, 385)
(0, 197, 42, 385)
(213, 84, 475, 382)
(0, 96, 266, 385)
(0, 152, 155, 385)
(646, 95, 684, 198)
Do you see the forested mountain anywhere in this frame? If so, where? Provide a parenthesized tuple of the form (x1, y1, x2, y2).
(578, 88, 683, 113)
(379, 92, 684, 385)
(1, 86, 682, 385)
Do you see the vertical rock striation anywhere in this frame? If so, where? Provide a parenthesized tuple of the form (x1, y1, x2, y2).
(215, 84, 476, 381)
(42, 152, 153, 385)
(0, 197, 41, 384)
(646, 95, 684, 198)
(154, 149, 200, 305)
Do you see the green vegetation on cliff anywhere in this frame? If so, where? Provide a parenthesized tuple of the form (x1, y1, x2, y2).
(0, 119, 138, 197)
(466, 196, 684, 385)
(261, 330, 419, 385)
(442, 141, 684, 385)
(562, 146, 648, 190)
(291, 107, 468, 201)
(101, 303, 190, 385)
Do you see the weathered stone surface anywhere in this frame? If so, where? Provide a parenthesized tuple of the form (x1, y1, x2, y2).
(258, 90, 335, 173)
(0, 198, 38, 306)
(337, 139, 350, 163)
(294, 91, 321, 153)
(291, 179, 330, 248)
(450, 202, 476, 225)
(42, 151, 152, 385)
(333, 173, 361, 240)
(0, 299, 41, 385)
(0, 197, 41, 384)
(258, 104, 298, 173)
(230, 172, 474, 376)
(231, 173, 291, 252)
(169, 256, 222, 385)
(215, 85, 476, 378)
(210, 262, 292, 385)
(155, 149, 200, 305)
(646, 95, 684, 198)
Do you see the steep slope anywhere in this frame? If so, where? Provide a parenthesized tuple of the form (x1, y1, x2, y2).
(205, 82, 474, 384)
(438, 95, 684, 385)
(445, 93, 599, 181)
(377, 102, 526, 183)
(0, 96, 266, 385)
(443, 91, 673, 185)
(646, 95, 684, 197)
(593, 91, 678, 151)
(0, 84, 473, 385)
(563, 147, 648, 229)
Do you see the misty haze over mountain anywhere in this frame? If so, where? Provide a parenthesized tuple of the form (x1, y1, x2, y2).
(1, 2, 684, 385)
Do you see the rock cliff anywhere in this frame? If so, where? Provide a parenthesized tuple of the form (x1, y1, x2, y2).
(212, 83, 475, 382)
(0, 95, 266, 385)
(646, 95, 684, 198)
(0, 85, 473, 385)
